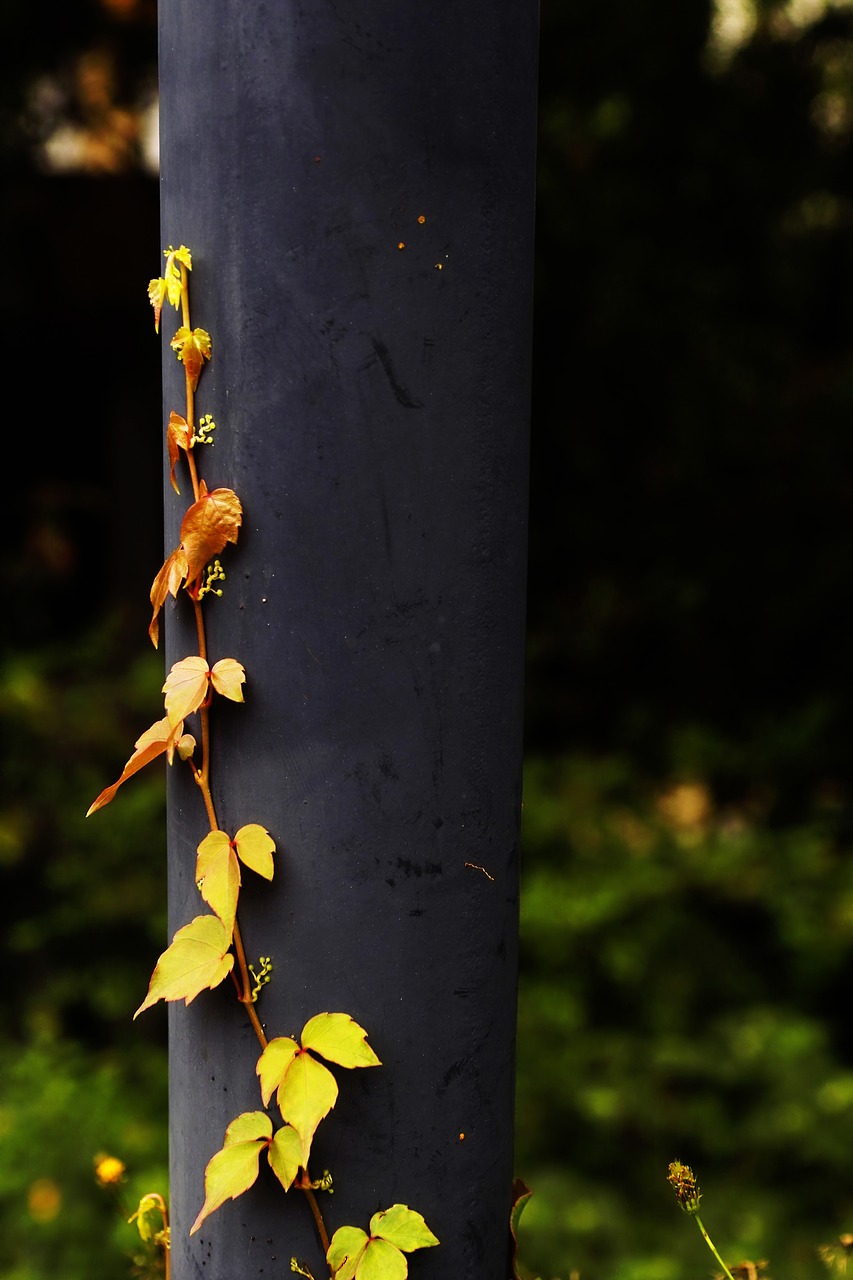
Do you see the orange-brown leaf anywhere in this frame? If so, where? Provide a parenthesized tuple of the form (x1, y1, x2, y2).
(167, 412, 192, 495)
(148, 547, 189, 648)
(87, 715, 183, 816)
(180, 488, 243, 583)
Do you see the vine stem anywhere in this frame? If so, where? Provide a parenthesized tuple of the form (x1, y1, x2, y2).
(176, 256, 333, 1276)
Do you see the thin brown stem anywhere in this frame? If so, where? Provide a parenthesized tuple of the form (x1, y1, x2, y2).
(232, 918, 268, 1048)
(301, 1184, 331, 1261)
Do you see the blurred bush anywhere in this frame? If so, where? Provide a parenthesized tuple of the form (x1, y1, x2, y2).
(516, 752, 853, 1279)
(0, 618, 167, 1280)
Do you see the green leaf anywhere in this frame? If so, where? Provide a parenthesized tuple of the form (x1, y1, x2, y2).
(355, 1238, 408, 1280)
(234, 823, 276, 879)
(267, 1124, 302, 1192)
(327, 1226, 369, 1280)
(134, 915, 234, 1018)
(189, 1112, 273, 1235)
(510, 1178, 533, 1280)
(195, 830, 240, 935)
(369, 1205, 440, 1252)
(277, 1050, 338, 1166)
(301, 1012, 382, 1069)
(256, 1036, 300, 1107)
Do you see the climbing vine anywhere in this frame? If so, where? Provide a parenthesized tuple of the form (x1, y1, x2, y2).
(88, 245, 439, 1280)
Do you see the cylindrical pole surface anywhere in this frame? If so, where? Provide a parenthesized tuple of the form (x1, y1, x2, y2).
(159, 4, 537, 1277)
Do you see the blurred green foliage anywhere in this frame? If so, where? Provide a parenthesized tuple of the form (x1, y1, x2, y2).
(516, 753, 853, 1278)
(0, 620, 168, 1279)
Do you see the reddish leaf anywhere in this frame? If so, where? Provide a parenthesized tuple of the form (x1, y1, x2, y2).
(87, 715, 183, 816)
(180, 488, 243, 583)
(167, 412, 192, 494)
(148, 546, 189, 648)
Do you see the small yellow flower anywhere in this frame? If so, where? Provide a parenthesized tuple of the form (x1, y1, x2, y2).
(94, 1153, 126, 1186)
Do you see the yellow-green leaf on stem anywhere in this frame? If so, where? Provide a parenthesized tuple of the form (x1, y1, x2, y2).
(86, 715, 184, 816)
(257, 1037, 300, 1107)
(328, 1230, 410, 1280)
(277, 1051, 338, 1166)
(190, 1111, 272, 1235)
(196, 830, 240, 935)
(268, 1124, 302, 1192)
(301, 1013, 381, 1069)
(368, 1205, 439, 1252)
(327, 1226, 370, 1280)
(327, 1207, 439, 1280)
(134, 915, 234, 1018)
(233, 824, 276, 879)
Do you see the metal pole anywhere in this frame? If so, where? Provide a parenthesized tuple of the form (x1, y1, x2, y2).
(159, 3, 537, 1276)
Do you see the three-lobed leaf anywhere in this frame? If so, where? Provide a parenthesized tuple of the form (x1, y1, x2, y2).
(134, 915, 234, 1018)
(327, 1207, 438, 1280)
(256, 1015, 380, 1166)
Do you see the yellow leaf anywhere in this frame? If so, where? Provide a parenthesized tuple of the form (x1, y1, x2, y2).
(147, 277, 168, 333)
(211, 658, 246, 704)
(134, 915, 233, 1018)
(171, 326, 212, 391)
(327, 1226, 370, 1280)
(189, 1112, 272, 1235)
(196, 830, 241, 935)
(163, 656, 210, 726)
(268, 1125, 302, 1193)
(234, 824, 275, 880)
(256, 1037, 299, 1108)
(301, 1013, 381, 1070)
(276, 1050, 338, 1167)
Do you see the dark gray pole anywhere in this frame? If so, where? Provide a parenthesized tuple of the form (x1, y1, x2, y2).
(159, 3, 537, 1277)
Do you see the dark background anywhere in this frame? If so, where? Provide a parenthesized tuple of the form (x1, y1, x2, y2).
(3, 0, 853, 1276)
